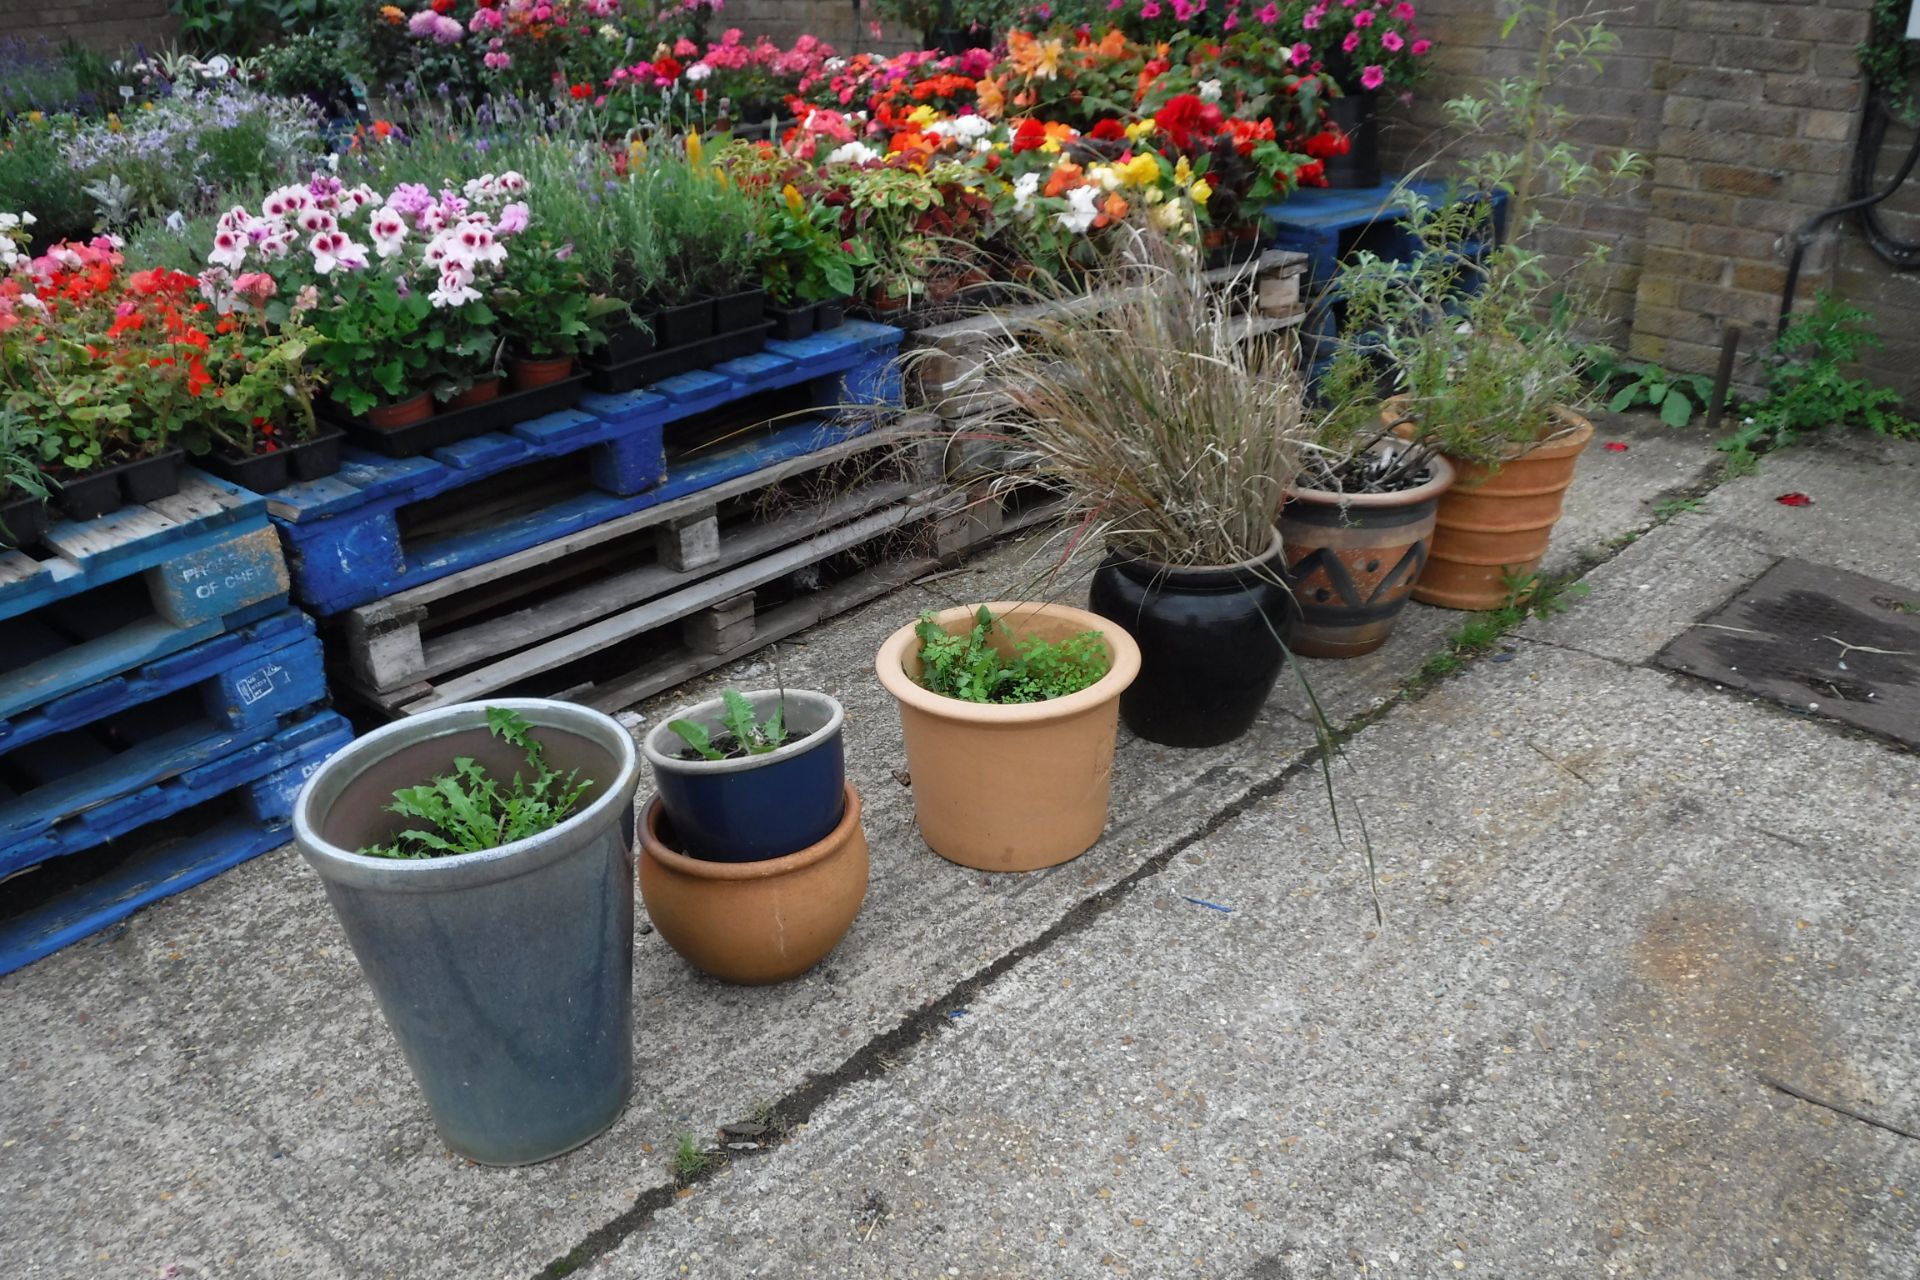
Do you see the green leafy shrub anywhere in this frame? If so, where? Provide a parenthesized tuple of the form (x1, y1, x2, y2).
(914, 607, 1110, 704)
(360, 708, 594, 860)
(671, 690, 792, 760)
(1582, 347, 1721, 428)
(1722, 293, 1917, 461)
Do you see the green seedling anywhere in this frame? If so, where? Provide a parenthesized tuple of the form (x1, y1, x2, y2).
(914, 606, 1110, 705)
(670, 689, 791, 760)
(360, 708, 593, 860)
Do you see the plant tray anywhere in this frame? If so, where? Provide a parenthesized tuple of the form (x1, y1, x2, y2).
(585, 323, 772, 395)
(325, 375, 590, 459)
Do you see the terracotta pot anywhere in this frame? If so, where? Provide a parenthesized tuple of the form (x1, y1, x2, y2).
(874, 601, 1142, 872)
(638, 782, 868, 984)
(365, 392, 434, 430)
(508, 355, 575, 391)
(1279, 452, 1457, 657)
(1388, 402, 1594, 611)
(443, 375, 502, 410)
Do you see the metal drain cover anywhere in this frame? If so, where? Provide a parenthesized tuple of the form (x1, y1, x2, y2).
(1658, 558, 1920, 748)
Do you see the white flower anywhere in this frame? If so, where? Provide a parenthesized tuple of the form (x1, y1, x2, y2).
(685, 63, 712, 82)
(598, 22, 619, 38)
(1055, 186, 1101, 234)
(209, 227, 248, 270)
(825, 141, 879, 166)
(1197, 78, 1223, 103)
(369, 209, 409, 258)
(309, 230, 368, 275)
(297, 207, 338, 235)
(205, 54, 231, 77)
(429, 266, 481, 308)
(1149, 199, 1189, 234)
(1012, 172, 1042, 216)
(1088, 164, 1123, 192)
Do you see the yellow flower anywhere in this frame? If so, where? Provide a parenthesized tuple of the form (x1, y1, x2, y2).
(907, 104, 937, 127)
(107, 112, 122, 132)
(685, 128, 704, 168)
(26, 110, 43, 123)
(1119, 153, 1160, 188)
(783, 183, 806, 218)
(628, 136, 648, 162)
(379, 3, 404, 22)
(1125, 120, 1157, 143)
(1173, 155, 1192, 188)
(1189, 179, 1213, 207)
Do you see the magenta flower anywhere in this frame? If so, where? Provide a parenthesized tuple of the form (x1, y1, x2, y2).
(1393, 1, 1415, 17)
(1256, 1, 1280, 22)
(1289, 41, 1312, 66)
(1360, 64, 1385, 90)
(1342, 30, 1361, 52)
(1352, 8, 1374, 27)
(1381, 30, 1402, 51)
(1140, 0, 1161, 16)
(1410, 38, 1430, 54)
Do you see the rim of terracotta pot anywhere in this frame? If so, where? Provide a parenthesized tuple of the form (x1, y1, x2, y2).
(1383, 397, 1595, 462)
(640, 688, 843, 778)
(1285, 451, 1457, 509)
(641, 781, 861, 880)
(875, 600, 1142, 726)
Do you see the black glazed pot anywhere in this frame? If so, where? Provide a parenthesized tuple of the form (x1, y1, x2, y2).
(286, 426, 347, 482)
(1324, 89, 1382, 189)
(119, 448, 185, 503)
(766, 302, 816, 341)
(1087, 534, 1295, 748)
(0, 487, 49, 547)
(204, 446, 292, 493)
(711, 287, 767, 333)
(655, 299, 715, 349)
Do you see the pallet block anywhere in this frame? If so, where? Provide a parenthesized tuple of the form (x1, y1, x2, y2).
(271, 321, 905, 615)
(0, 711, 352, 976)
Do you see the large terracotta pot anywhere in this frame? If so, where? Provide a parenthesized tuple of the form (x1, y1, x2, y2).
(1389, 403, 1594, 611)
(638, 781, 868, 984)
(1279, 452, 1456, 657)
(875, 601, 1141, 872)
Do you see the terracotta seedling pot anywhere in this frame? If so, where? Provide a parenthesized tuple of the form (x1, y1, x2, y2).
(1279, 452, 1457, 658)
(365, 392, 434, 430)
(1389, 403, 1594, 611)
(874, 601, 1142, 872)
(638, 782, 869, 984)
(508, 355, 575, 390)
(444, 375, 502, 409)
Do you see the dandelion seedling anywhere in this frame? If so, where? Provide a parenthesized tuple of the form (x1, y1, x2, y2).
(359, 707, 593, 860)
(670, 689, 792, 760)
(914, 606, 1110, 704)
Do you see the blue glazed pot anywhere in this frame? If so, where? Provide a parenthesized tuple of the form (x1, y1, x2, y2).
(293, 700, 642, 1167)
(643, 689, 845, 863)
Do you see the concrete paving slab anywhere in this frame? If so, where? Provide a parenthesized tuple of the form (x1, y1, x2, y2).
(583, 647, 1920, 1280)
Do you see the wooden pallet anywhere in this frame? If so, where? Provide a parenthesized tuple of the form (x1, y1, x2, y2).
(0, 710, 352, 977)
(332, 417, 964, 716)
(0, 612, 327, 869)
(270, 321, 905, 616)
(0, 473, 292, 723)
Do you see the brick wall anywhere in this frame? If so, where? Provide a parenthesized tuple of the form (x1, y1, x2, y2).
(0, 0, 175, 53)
(718, 0, 918, 54)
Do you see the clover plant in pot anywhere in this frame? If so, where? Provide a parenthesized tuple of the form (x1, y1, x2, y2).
(876, 600, 1140, 872)
(1321, 2, 1644, 611)
(642, 687, 846, 863)
(948, 228, 1310, 748)
(293, 701, 642, 1167)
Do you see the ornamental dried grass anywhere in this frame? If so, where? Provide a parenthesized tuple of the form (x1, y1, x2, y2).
(951, 229, 1310, 569)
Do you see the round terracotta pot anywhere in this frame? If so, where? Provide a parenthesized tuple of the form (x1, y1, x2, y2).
(874, 601, 1142, 873)
(364, 391, 434, 430)
(443, 375, 502, 410)
(1279, 452, 1457, 658)
(508, 355, 575, 390)
(1388, 403, 1594, 611)
(638, 782, 869, 984)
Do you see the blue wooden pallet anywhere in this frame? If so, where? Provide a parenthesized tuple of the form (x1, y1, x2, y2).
(0, 621, 328, 867)
(0, 473, 293, 723)
(270, 321, 905, 615)
(0, 711, 352, 977)
(0, 609, 314, 753)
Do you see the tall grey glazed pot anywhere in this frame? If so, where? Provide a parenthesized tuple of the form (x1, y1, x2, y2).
(294, 699, 642, 1166)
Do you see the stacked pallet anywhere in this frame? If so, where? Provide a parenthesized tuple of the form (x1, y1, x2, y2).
(0, 474, 350, 975)
(279, 320, 986, 717)
(900, 249, 1310, 543)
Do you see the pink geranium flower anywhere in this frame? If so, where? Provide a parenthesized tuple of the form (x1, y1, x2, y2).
(1360, 64, 1385, 90)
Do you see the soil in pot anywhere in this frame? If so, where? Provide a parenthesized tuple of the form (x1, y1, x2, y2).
(1279, 453, 1457, 658)
(293, 701, 642, 1167)
(638, 782, 868, 984)
(1391, 406, 1595, 611)
(642, 689, 845, 863)
(1087, 534, 1296, 748)
(363, 391, 435, 430)
(507, 355, 574, 391)
(874, 601, 1142, 871)
(443, 375, 502, 409)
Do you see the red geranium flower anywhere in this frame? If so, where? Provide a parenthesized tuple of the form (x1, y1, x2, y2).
(1010, 117, 1049, 154)
(1088, 118, 1128, 143)
(1153, 94, 1224, 153)
(570, 82, 593, 99)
